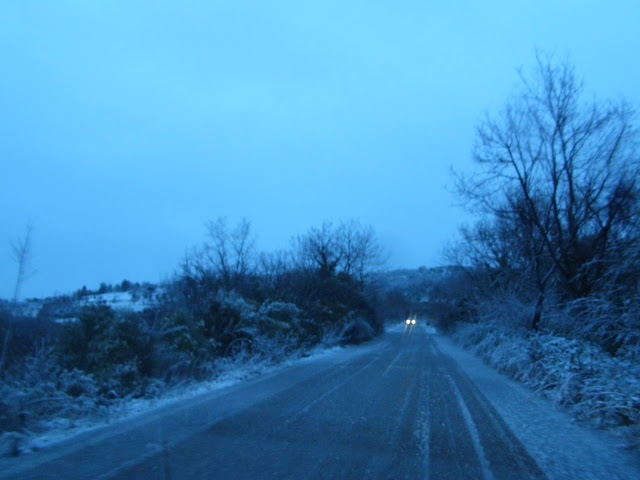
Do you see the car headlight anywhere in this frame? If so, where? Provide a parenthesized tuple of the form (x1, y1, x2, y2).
(406, 319, 411, 325)
(411, 319, 416, 325)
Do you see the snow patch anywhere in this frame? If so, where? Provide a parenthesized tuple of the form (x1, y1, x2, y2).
(79, 292, 155, 312)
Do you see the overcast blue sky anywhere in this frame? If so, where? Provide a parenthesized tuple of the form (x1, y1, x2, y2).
(2, 1, 639, 299)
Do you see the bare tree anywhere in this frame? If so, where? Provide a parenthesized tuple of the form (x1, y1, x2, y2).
(295, 220, 386, 282)
(257, 250, 293, 288)
(295, 221, 342, 277)
(337, 219, 387, 283)
(203, 217, 256, 288)
(455, 54, 640, 304)
(176, 217, 257, 302)
(11, 222, 35, 302)
(1, 222, 35, 374)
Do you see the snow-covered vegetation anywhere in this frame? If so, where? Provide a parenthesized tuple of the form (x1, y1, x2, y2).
(452, 308, 640, 450)
(436, 56, 640, 450)
(0, 219, 384, 457)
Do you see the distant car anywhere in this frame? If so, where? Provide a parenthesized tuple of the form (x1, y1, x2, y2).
(405, 318, 416, 325)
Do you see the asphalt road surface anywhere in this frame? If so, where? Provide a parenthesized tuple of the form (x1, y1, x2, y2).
(1, 325, 632, 479)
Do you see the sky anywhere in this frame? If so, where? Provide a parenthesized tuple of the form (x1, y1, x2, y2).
(1, 1, 639, 299)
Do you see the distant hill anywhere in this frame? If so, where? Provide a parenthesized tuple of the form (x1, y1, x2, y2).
(370, 265, 461, 301)
(1, 282, 163, 323)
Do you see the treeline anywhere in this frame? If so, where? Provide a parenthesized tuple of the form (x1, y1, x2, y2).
(72, 280, 156, 298)
(0, 219, 385, 452)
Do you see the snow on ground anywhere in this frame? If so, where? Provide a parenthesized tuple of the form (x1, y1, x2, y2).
(5, 287, 162, 320)
(79, 291, 157, 312)
(2, 299, 43, 318)
(19, 343, 349, 455)
(387, 321, 437, 334)
(430, 327, 640, 480)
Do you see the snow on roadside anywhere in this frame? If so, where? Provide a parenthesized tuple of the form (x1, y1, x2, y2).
(452, 322, 640, 447)
(386, 321, 437, 335)
(18, 343, 347, 455)
(432, 330, 640, 480)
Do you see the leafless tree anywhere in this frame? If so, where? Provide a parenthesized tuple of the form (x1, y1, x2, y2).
(257, 250, 293, 287)
(203, 217, 256, 288)
(11, 222, 35, 302)
(1, 222, 35, 374)
(337, 219, 387, 283)
(295, 221, 342, 277)
(295, 220, 386, 282)
(178, 217, 256, 299)
(455, 54, 640, 307)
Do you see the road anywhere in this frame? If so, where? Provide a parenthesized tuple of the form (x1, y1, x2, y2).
(1, 325, 636, 479)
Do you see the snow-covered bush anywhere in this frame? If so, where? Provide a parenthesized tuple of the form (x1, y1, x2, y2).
(57, 306, 151, 397)
(339, 318, 375, 345)
(546, 295, 640, 356)
(0, 362, 105, 457)
(453, 322, 640, 449)
(58, 368, 98, 398)
(474, 291, 536, 331)
(320, 325, 344, 347)
(255, 301, 303, 336)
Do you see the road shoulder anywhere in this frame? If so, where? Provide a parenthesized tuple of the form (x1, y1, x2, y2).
(431, 329, 640, 480)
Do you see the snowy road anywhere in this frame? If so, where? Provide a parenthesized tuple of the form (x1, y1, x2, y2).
(2, 325, 638, 479)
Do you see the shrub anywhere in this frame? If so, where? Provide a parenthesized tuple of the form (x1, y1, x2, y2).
(58, 306, 151, 396)
(453, 322, 640, 449)
(340, 318, 375, 345)
(547, 295, 640, 356)
(255, 301, 303, 338)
